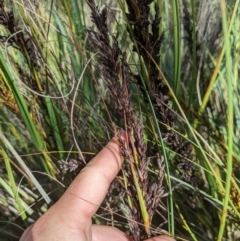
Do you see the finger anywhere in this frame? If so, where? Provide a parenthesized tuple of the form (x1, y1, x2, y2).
(19, 225, 33, 241)
(55, 135, 126, 224)
(92, 225, 133, 241)
(144, 235, 176, 241)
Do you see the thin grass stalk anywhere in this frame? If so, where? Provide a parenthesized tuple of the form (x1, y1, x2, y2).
(128, 143, 150, 235)
(44, 0, 54, 95)
(217, 0, 234, 240)
(193, 47, 224, 128)
(175, 202, 197, 241)
(233, 13, 239, 88)
(172, 0, 181, 98)
(187, 0, 197, 114)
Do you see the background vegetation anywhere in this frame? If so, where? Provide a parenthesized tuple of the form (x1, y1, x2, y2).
(0, 0, 239, 240)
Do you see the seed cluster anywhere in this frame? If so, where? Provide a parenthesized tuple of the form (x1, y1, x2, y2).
(85, 0, 197, 240)
(0, 1, 41, 68)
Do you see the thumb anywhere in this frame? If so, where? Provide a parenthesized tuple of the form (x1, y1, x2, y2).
(144, 235, 176, 241)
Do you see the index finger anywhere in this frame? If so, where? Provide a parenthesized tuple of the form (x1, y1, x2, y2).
(56, 136, 125, 223)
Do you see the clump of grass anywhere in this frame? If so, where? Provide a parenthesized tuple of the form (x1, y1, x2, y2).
(0, 0, 240, 241)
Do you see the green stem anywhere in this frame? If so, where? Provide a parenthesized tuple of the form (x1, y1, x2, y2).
(217, 0, 234, 240)
(172, 0, 181, 98)
(129, 135, 150, 236)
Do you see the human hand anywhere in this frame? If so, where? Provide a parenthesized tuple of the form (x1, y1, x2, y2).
(20, 136, 175, 241)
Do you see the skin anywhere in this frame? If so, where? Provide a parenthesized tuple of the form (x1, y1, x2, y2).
(20, 135, 175, 241)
